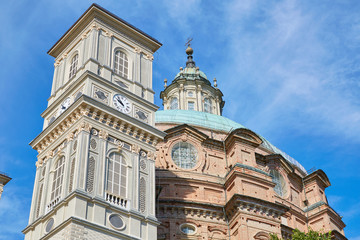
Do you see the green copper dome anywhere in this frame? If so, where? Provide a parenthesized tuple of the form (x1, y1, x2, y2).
(174, 67, 209, 81)
(155, 109, 307, 174)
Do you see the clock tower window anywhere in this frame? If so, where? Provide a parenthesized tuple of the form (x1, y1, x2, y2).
(50, 156, 65, 201)
(114, 51, 129, 79)
(69, 54, 78, 79)
(106, 152, 127, 198)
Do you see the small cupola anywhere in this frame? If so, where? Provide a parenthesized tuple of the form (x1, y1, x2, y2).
(160, 44, 225, 115)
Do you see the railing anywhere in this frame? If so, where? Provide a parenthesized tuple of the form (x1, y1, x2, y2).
(46, 196, 61, 213)
(105, 192, 129, 210)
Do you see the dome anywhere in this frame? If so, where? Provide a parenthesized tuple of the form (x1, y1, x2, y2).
(155, 109, 307, 174)
(174, 67, 209, 81)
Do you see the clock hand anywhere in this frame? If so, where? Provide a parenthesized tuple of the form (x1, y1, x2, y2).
(117, 97, 124, 107)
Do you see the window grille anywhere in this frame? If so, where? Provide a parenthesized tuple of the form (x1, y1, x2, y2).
(69, 54, 78, 79)
(51, 156, 65, 201)
(171, 142, 198, 169)
(107, 152, 127, 197)
(114, 51, 128, 78)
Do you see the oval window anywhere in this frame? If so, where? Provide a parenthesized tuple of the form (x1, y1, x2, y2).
(109, 214, 125, 230)
(270, 169, 288, 197)
(180, 223, 196, 235)
(171, 142, 198, 169)
(45, 218, 54, 233)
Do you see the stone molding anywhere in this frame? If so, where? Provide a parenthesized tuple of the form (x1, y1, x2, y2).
(32, 96, 164, 167)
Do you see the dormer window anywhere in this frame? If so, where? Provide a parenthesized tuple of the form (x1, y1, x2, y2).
(170, 97, 178, 110)
(69, 54, 78, 79)
(204, 98, 212, 113)
(114, 51, 128, 79)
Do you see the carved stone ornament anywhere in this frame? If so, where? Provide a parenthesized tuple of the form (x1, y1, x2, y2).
(134, 47, 141, 53)
(147, 151, 155, 160)
(36, 161, 42, 168)
(79, 122, 92, 132)
(141, 151, 147, 158)
(67, 132, 75, 141)
(91, 128, 98, 135)
(132, 144, 140, 154)
(146, 54, 154, 61)
(115, 139, 124, 152)
(99, 130, 109, 140)
(47, 151, 54, 158)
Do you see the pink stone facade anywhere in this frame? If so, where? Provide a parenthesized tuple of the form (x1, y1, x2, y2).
(155, 123, 346, 239)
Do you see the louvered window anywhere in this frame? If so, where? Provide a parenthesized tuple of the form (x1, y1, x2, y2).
(107, 152, 127, 197)
(114, 51, 128, 78)
(69, 54, 78, 79)
(51, 156, 65, 201)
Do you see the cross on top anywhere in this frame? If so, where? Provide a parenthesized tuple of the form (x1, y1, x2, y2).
(185, 37, 193, 47)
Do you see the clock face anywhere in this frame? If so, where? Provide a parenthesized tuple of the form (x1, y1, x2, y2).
(113, 94, 132, 114)
(58, 97, 71, 116)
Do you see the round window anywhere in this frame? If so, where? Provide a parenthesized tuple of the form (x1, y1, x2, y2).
(109, 214, 125, 230)
(270, 169, 288, 197)
(180, 223, 196, 235)
(45, 218, 54, 233)
(171, 142, 198, 169)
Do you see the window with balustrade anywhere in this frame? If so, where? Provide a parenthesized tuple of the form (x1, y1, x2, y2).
(114, 51, 128, 78)
(50, 156, 65, 201)
(69, 54, 78, 79)
(106, 152, 127, 198)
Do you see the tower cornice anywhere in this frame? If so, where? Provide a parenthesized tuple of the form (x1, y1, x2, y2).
(48, 4, 162, 58)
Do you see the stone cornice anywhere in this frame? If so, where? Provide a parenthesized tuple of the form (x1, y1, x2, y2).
(32, 95, 165, 162)
(225, 194, 289, 222)
(48, 4, 161, 57)
(303, 169, 331, 188)
(157, 200, 226, 222)
(224, 167, 274, 189)
(225, 128, 263, 149)
(164, 124, 209, 142)
(306, 203, 346, 229)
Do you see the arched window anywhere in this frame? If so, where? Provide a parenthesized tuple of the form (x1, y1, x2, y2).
(204, 98, 212, 113)
(69, 54, 78, 79)
(114, 51, 128, 78)
(270, 169, 287, 197)
(107, 152, 127, 197)
(170, 97, 178, 110)
(50, 156, 65, 201)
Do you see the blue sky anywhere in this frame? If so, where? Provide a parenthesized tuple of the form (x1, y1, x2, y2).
(0, 0, 359, 239)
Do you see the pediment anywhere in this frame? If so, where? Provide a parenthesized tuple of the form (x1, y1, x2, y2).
(225, 128, 263, 147)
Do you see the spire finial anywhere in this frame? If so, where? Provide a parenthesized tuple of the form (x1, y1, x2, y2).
(185, 37, 195, 67)
(164, 78, 167, 88)
(214, 78, 217, 88)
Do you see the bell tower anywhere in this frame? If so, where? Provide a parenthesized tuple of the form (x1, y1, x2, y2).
(23, 4, 165, 240)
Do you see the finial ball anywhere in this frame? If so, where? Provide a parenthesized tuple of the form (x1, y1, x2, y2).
(186, 46, 193, 56)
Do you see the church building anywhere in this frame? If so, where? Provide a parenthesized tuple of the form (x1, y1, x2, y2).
(23, 4, 346, 240)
